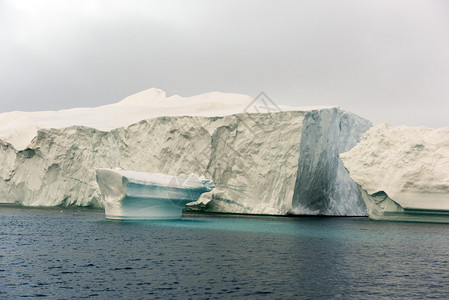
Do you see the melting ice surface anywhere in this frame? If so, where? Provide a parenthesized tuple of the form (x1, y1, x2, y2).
(96, 168, 214, 219)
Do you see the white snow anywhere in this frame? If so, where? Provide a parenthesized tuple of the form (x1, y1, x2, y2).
(98, 168, 215, 190)
(340, 123, 449, 219)
(0, 88, 331, 151)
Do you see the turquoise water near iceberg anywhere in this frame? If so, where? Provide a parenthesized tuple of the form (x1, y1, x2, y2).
(1, 205, 449, 299)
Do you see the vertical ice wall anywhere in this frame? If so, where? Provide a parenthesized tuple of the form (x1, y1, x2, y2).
(190, 111, 307, 215)
(291, 108, 372, 215)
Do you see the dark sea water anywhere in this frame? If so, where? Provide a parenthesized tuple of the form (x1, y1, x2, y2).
(1, 206, 449, 299)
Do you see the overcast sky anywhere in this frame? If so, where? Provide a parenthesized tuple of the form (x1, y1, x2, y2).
(1, 0, 448, 127)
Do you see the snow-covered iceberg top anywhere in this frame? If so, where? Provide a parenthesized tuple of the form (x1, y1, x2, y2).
(340, 123, 449, 220)
(0, 88, 333, 150)
(96, 168, 214, 219)
(107, 169, 215, 190)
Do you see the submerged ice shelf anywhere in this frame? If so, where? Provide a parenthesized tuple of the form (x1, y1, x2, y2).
(340, 123, 449, 223)
(96, 169, 214, 219)
(0, 88, 371, 216)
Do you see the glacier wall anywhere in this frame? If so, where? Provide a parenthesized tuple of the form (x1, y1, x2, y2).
(291, 108, 372, 215)
(0, 108, 371, 216)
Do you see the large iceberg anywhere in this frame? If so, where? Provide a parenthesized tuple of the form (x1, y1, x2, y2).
(340, 123, 449, 222)
(0, 88, 371, 216)
(96, 169, 214, 219)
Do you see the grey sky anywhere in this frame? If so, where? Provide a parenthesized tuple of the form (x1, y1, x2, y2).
(1, 0, 448, 127)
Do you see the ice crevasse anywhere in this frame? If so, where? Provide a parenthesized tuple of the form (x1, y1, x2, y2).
(0, 88, 372, 216)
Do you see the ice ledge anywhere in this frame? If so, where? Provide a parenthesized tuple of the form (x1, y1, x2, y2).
(96, 168, 214, 220)
(357, 187, 449, 223)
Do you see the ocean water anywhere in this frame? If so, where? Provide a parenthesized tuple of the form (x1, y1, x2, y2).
(1, 206, 449, 299)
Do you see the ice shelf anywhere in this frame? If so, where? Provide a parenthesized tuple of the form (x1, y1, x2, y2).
(0, 88, 371, 216)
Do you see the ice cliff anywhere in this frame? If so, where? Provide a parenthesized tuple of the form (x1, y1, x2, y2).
(340, 123, 449, 220)
(0, 88, 371, 215)
(291, 109, 371, 215)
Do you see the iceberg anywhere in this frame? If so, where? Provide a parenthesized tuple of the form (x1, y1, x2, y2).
(340, 123, 449, 222)
(0, 88, 371, 216)
(95, 169, 214, 219)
